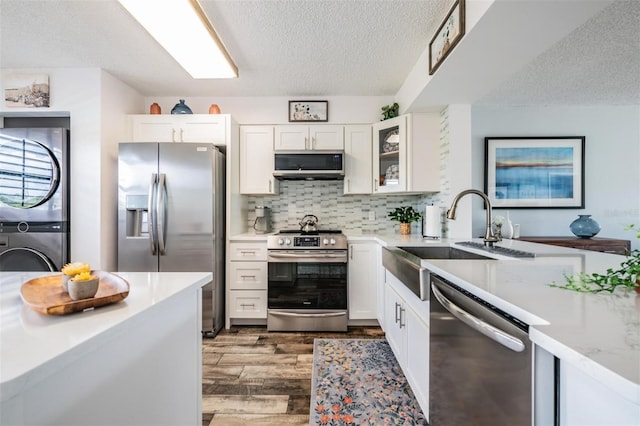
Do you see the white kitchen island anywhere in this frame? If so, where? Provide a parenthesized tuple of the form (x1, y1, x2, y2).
(0, 271, 211, 426)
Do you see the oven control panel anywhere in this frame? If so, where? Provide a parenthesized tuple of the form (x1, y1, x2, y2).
(267, 234, 347, 250)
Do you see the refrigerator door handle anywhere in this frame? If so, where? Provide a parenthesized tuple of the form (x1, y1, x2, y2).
(148, 173, 158, 255)
(157, 173, 167, 255)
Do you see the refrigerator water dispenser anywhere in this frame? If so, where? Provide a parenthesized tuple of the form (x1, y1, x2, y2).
(126, 195, 149, 237)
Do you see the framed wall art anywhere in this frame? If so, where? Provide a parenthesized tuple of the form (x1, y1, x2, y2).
(288, 100, 328, 122)
(4, 73, 50, 108)
(429, 0, 465, 75)
(484, 136, 585, 209)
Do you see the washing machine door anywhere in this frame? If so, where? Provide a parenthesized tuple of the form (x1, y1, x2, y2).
(0, 247, 56, 272)
(0, 230, 66, 272)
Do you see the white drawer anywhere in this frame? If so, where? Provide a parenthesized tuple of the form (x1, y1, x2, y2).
(229, 242, 267, 261)
(228, 291, 267, 319)
(229, 262, 267, 290)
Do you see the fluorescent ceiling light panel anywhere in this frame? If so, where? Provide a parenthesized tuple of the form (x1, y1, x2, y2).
(118, 0, 237, 78)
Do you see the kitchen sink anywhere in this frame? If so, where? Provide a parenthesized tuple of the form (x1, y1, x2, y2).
(382, 246, 494, 301)
(396, 246, 493, 260)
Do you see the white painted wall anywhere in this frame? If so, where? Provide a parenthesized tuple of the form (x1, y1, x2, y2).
(471, 105, 640, 250)
(100, 70, 144, 269)
(1, 68, 143, 269)
(142, 96, 393, 124)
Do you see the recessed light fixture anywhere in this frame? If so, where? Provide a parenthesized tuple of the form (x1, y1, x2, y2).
(118, 0, 238, 79)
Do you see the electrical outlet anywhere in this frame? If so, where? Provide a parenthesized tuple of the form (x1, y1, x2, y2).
(368, 211, 376, 221)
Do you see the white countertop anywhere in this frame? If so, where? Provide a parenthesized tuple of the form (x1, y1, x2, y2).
(228, 231, 639, 403)
(372, 235, 640, 406)
(0, 271, 212, 402)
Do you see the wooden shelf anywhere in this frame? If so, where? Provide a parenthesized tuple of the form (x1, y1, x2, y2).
(518, 236, 631, 255)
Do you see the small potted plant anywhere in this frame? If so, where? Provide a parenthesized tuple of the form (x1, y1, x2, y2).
(551, 224, 640, 293)
(67, 271, 100, 300)
(388, 206, 422, 235)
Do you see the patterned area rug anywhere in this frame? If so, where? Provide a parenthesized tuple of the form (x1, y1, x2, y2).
(310, 339, 427, 425)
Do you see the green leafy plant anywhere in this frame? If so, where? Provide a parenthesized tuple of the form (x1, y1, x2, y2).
(550, 224, 640, 293)
(381, 102, 399, 120)
(388, 206, 422, 224)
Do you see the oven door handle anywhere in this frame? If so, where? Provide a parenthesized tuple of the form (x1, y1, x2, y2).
(431, 283, 526, 353)
(268, 253, 347, 261)
(269, 311, 346, 318)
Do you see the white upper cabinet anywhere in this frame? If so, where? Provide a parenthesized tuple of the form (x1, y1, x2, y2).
(372, 113, 439, 194)
(274, 125, 344, 151)
(343, 125, 372, 195)
(240, 126, 278, 195)
(129, 114, 228, 145)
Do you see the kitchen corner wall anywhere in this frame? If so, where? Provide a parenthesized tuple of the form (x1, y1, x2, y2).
(246, 107, 454, 235)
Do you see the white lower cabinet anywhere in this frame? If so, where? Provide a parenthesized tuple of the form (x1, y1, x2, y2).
(384, 270, 430, 419)
(227, 241, 268, 323)
(348, 242, 378, 320)
(559, 360, 640, 425)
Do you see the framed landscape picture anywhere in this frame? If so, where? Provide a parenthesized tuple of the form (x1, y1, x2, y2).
(484, 136, 585, 209)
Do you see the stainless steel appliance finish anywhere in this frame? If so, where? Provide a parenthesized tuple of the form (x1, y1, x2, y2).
(0, 222, 68, 271)
(273, 151, 344, 180)
(429, 273, 532, 425)
(0, 128, 70, 271)
(253, 206, 271, 234)
(267, 230, 348, 331)
(117, 143, 225, 336)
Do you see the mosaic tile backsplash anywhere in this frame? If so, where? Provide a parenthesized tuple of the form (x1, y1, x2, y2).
(246, 109, 452, 236)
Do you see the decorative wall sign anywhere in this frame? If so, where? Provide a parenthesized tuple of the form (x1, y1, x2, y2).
(429, 0, 465, 75)
(4, 73, 50, 108)
(288, 100, 328, 122)
(484, 136, 585, 209)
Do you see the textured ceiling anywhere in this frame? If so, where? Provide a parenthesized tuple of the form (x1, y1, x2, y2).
(1, 0, 639, 105)
(476, 0, 640, 106)
(0, 0, 452, 97)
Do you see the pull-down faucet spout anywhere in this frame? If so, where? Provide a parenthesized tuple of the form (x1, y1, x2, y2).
(446, 189, 500, 247)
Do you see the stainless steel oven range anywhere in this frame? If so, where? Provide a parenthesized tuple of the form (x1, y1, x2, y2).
(266, 230, 348, 332)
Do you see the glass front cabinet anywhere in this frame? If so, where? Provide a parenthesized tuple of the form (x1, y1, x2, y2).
(372, 113, 440, 194)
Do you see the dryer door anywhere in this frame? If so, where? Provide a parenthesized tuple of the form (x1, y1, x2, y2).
(0, 247, 56, 271)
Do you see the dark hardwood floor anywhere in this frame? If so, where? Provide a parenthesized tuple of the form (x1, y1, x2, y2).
(202, 326, 385, 426)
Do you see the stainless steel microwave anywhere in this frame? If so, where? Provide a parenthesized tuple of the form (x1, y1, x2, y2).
(273, 151, 344, 180)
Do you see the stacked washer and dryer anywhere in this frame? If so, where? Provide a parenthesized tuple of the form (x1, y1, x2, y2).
(0, 127, 70, 272)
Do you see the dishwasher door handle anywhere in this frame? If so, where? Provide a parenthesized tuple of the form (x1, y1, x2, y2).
(431, 283, 526, 353)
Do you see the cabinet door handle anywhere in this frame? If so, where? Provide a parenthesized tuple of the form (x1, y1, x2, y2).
(172, 128, 176, 142)
(305, 137, 309, 150)
(395, 302, 401, 323)
(269, 179, 272, 193)
(179, 128, 184, 142)
(374, 178, 378, 191)
(399, 306, 405, 329)
(311, 136, 315, 149)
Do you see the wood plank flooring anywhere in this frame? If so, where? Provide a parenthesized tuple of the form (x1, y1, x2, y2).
(202, 326, 385, 426)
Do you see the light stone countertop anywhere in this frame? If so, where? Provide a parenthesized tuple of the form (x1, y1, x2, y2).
(230, 231, 639, 404)
(0, 271, 212, 403)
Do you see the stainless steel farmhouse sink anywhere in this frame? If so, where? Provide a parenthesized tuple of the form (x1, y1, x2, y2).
(397, 246, 493, 260)
(382, 246, 494, 300)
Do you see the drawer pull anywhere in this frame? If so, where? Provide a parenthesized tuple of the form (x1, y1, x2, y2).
(240, 275, 257, 280)
(240, 303, 256, 309)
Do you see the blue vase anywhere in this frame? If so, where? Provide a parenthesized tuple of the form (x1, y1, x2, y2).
(570, 215, 601, 238)
(171, 99, 192, 114)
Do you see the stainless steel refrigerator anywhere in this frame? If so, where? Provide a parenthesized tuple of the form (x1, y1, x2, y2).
(117, 143, 225, 336)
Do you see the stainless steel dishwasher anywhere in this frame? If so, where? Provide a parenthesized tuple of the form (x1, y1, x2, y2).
(430, 273, 532, 425)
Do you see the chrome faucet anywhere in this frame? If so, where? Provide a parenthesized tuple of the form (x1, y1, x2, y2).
(446, 189, 500, 247)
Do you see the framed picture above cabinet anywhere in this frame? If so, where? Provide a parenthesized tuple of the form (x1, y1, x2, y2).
(288, 100, 328, 122)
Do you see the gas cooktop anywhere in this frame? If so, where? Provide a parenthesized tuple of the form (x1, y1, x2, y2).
(276, 229, 342, 235)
